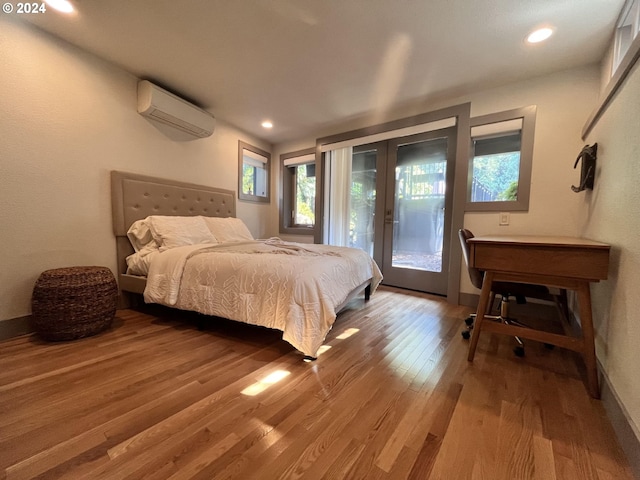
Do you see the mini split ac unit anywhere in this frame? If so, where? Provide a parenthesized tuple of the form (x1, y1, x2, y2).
(137, 80, 216, 138)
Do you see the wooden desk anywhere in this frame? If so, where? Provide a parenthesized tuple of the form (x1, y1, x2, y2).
(466, 235, 610, 398)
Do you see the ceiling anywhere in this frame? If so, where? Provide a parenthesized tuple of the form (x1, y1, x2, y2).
(22, 0, 624, 144)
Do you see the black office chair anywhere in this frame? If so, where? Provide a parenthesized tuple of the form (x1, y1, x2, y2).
(458, 228, 553, 357)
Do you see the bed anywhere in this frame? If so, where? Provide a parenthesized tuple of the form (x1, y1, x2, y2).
(111, 170, 382, 358)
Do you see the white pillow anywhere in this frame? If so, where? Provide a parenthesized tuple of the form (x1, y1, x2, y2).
(201, 216, 254, 243)
(149, 215, 218, 251)
(127, 218, 158, 253)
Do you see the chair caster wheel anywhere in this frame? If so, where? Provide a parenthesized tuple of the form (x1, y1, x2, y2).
(461, 330, 471, 340)
(464, 316, 474, 327)
(544, 343, 555, 350)
(513, 346, 525, 357)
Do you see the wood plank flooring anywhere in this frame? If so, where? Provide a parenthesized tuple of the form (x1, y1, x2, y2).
(0, 286, 634, 479)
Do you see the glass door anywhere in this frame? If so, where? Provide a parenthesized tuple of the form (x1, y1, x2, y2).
(381, 129, 456, 295)
(323, 142, 387, 265)
(322, 128, 455, 295)
(350, 143, 386, 262)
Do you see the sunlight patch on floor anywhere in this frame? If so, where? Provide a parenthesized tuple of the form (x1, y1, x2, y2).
(336, 328, 360, 339)
(241, 370, 291, 396)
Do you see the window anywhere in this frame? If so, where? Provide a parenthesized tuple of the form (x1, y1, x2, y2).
(466, 106, 536, 212)
(613, 0, 640, 76)
(239, 141, 270, 203)
(470, 130, 521, 203)
(291, 163, 316, 226)
(280, 148, 316, 234)
(583, 0, 640, 138)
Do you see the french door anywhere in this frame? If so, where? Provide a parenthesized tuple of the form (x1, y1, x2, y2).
(381, 129, 456, 295)
(347, 128, 456, 295)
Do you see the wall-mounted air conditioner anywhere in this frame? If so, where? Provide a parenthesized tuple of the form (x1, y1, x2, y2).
(137, 80, 216, 138)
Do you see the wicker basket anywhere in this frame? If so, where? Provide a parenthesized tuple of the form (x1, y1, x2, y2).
(32, 266, 117, 341)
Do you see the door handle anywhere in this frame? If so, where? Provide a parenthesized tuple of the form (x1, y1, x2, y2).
(384, 209, 395, 224)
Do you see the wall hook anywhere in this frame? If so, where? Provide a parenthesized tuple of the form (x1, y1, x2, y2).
(571, 143, 597, 193)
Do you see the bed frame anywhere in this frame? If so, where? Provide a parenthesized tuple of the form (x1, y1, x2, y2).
(111, 170, 236, 295)
(110, 170, 370, 309)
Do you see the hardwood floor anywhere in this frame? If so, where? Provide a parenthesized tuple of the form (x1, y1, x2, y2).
(0, 286, 633, 479)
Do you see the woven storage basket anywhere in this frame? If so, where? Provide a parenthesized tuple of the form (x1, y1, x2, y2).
(32, 266, 117, 341)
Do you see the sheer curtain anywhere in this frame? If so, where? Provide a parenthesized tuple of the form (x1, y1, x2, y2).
(324, 146, 353, 246)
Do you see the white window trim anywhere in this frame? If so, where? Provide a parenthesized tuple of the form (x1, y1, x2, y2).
(613, 0, 640, 76)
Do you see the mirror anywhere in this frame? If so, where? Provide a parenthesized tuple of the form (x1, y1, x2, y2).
(238, 141, 271, 203)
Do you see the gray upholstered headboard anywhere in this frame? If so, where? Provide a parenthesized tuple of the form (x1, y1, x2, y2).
(111, 170, 236, 293)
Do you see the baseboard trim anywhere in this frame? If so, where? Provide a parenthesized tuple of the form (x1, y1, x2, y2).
(458, 292, 478, 308)
(599, 362, 640, 478)
(0, 315, 33, 341)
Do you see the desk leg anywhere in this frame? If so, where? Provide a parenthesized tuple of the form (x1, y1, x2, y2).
(468, 271, 494, 362)
(577, 282, 600, 399)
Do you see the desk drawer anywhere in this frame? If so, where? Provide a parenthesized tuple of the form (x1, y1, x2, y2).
(470, 243, 610, 280)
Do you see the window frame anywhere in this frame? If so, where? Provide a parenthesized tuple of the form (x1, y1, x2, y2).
(583, 1, 640, 138)
(465, 105, 536, 212)
(279, 147, 317, 235)
(238, 141, 271, 204)
(613, 0, 640, 76)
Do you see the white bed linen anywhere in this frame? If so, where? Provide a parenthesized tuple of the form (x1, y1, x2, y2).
(144, 238, 382, 357)
(126, 249, 160, 276)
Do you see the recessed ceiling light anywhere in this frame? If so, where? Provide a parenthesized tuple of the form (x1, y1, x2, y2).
(527, 27, 553, 44)
(261, 121, 273, 129)
(44, 0, 74, 13)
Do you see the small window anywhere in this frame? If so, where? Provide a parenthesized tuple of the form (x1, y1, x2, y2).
(613, 0, 640, 76)
(280, 148, 316, 233)
(239, 141, 270, 203)
(466, 106, 536, 212)
(470, 128, 521, 203)
(291, 164, 316, 226)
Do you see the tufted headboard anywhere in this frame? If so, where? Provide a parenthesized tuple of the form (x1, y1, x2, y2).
(111, 170, 236, 294)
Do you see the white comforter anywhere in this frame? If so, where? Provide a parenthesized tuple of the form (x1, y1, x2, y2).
(144, 238, 383, 357)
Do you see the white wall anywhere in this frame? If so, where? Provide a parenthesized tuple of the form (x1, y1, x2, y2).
(0, 17, 272, 322)
(582, 60, 640, 438)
